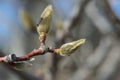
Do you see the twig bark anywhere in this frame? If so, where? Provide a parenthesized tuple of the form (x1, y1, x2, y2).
(0, 47, 56, 63)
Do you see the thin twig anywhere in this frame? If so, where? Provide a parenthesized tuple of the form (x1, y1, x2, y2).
(0, 47, 56, 63)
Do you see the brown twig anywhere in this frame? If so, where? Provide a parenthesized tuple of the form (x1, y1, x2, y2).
(0, 46, 56, 63)
(16, 48, 44, 61)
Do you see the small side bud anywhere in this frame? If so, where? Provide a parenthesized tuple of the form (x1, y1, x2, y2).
(37, 5, 53, 35)
(54, 39, 86, 56)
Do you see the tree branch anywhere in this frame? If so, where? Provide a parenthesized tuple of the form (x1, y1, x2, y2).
(0, 46, 56, 63)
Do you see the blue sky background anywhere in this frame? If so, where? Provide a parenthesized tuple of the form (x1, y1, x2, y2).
(0, 0, 21, 47)
(109, 0, 120, 20)
(53, 0, 75, 19)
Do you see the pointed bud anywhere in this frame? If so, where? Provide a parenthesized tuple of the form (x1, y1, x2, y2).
(20, 9, 36, 32)
(54, 39, 86, 56)
(37, 5, 53, 35)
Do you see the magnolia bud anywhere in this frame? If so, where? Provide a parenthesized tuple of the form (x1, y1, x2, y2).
(37, 5, 52, 35)
(20, 9, 36, 32)
(55, 39, 86, 56)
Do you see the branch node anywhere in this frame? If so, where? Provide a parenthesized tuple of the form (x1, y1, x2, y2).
(4, 54, 17, 63)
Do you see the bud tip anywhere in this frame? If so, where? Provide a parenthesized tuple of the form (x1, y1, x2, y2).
(48, 5, 52, 10)
(80, 39, 86, 44)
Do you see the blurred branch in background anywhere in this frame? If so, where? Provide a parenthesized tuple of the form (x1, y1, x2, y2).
(85, 0, 113, 34)
(104, 0, 120, 36)
(68, 0, 90, 31)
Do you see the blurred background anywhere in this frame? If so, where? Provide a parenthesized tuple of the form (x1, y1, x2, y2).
(0, 0, 120, 80)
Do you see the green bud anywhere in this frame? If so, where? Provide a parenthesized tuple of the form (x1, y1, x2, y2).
(57, 39, 86, 56)
(37, 5, 52, 35)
